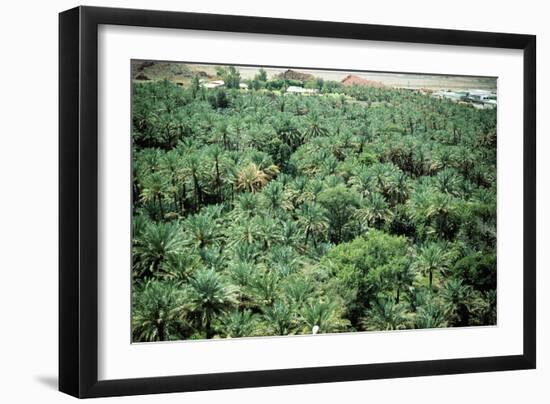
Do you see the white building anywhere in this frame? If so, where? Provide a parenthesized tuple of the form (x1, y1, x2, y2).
(432, 90, 467, 101)
(286, 86, 319, 95)
(465, 89, 497, 108)
(432, 89, 496, 108)
(202, 80, 225, 89)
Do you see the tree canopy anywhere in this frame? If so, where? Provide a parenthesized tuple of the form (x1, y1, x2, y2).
(131, 66, 497, 342)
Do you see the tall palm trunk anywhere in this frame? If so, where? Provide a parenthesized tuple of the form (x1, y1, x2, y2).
(157, 322, 165, 341)
(192, 171, 201, 210)
(179, 183, 186, 214)
(215, 157, 221, 202)
(205, 315, 213, 339)
(157, 194, 164, 218)
(222, 132, 228, 149)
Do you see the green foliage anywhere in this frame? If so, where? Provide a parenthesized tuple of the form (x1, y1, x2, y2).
(133, 221, 185, 278)
(317, 184, 360, 242)
(266, 79, 285, 91)
(262, 301, 296, 336)
(362, 298, 412, 331)
(299, 300, 350, 333)
(415, 299, 447, 329)
(321, 231, 411, 326)
(131, 67, 497, 341)
(188, 268, 238, 339)
(221, 309, 259, 338)
(222, 66, 241, 89)
(132, 280, 189, 341)
(208, 89, 228, 109)
(250, 68, 268, 90)
(257, 68, 267, 82)
(413, 242, 451, 290)
(451, 253, 496, 292)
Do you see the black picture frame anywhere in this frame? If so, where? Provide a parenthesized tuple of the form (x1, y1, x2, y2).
(59, 5, 536, 398)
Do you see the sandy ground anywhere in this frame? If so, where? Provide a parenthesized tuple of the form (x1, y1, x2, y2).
(187, 63, 496, 91)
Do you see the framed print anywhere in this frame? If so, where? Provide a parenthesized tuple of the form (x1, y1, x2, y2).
(59, 6, 536, 398)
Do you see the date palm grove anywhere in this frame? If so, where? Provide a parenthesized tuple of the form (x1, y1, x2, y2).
(131, 64, 497, 342)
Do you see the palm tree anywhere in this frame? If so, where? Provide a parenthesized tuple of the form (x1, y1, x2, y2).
(230, 241, 260, 264)
(248, 270, 280, 307)
(213, 120, 231, 149)
(227, 219, 263, 247)
(289, 176, 309, 203)
(204, 144, 227, 202)
(435, 168, 461, 196)
(185, 153, 203, 210)
(254, 215, 282, 250)
(261, 302, 295, 336)
(304, 178, 325, 202)
(414, 301, 448, 329)
(159, 250, 201, 281)
(221, 309, 258, 338)
(133, 221, 184, 278)
(190, 74, 201, 99)
(283, 277, 313, 307)
(430, 147, 455, 173)
(132, 280, 188, 342)
(473, 290, 497, 325)
(159, 150, 186, 214)
(152, 111, 179, 148)
(362, 298, 412, 331)
(393, 261, 418, 304)
(296, 201, 329, 247)
(139, 171, 169, 219)
(455, 145, 476, 177)
(279, 218, 302, 248)
(235, 163, 273, 193)
(132, 214, 148, 245)
(227, 261, 257, 305)
(267, 245, 302, 277)
(300, 300, 349, 334)
(230, 192, 258, 219)
(349, 167, 375, 197)
(441, 278, 476, 326)
(413, 242, 450, 290)
(259, 181, 286, 214)
(317, 184, 360, 243)
(391, 171, 410, 204)
(304, 112, 329, 139)
(333, 127, 354, 157)
(319, 155, 338, 176)
(369, 163, 398, 198)
(188, 268, 238, 339)
(272, 113, 302, 150)
(354, 192, 392, 230)
(184, 211, 221, 250)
